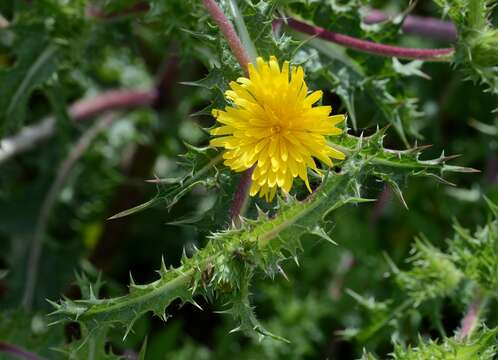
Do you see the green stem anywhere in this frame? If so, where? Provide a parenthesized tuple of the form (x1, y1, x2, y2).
(228, 0, 258, 63)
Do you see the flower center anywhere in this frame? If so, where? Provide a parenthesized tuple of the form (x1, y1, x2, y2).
(270, 125, 281, 134)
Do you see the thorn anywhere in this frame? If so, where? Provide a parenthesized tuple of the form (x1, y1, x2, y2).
(160, 255, 168, 274)
(129, 272, 136, 286)
(255, 204, 267, 219)
(229, 326, 242, 334)
(358, 132, 364, 149)
(277, 265, 289, 281)
(47, 320, 64, 327)
(441, 154, 461, 162)
(214, 309, 231, 315)
(414, 144, 432, 151)
(190, 280, 198, 295)
(466, 168, 481, 173)
(47, 309, 62, 317)
(190, 299, 203, 311)
(293, 256, 300, 267)
(145, 173, 161, 183)
(46, 299, 61, 309)
(89, 285, 97, 301)
(181, 247, 188, 262)
(123, 318, 137, 341)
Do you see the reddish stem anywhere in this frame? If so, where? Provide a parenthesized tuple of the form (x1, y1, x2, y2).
(87, 2, 150, 19)
(458, 293, 484, 340)
(229, 166, 254, 224)
(0, 89, 158, 164)
(202, 0, 250, 75)
(286, 18, 454, 60)
(0, 342, 45, 360)
(364, 10, 457, 42)
(70, 89, 158, 120)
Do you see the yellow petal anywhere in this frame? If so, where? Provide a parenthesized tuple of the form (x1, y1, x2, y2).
(304, 90, 323, 107)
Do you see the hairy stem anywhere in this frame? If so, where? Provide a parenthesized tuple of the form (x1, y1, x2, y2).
(0, 89, 157, 165)
(286, 18, 454, 61)
(203, 0, 251, 74)
(363, 10, 457, 42)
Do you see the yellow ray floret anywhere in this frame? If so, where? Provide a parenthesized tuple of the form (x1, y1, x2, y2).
(210, 56, 345, 201)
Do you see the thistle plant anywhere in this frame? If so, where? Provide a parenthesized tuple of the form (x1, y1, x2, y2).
(0, 0, 496, 359)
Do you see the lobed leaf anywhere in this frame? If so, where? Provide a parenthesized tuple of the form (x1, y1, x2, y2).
(50, 128, 473, 354)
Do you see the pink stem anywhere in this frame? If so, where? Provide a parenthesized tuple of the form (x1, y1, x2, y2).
(286, 18, 454, 60)
(458, 293, 484, 340)
(0, 342, 45, 360)
(364, 10, 457, 42)
(202, 0, 250, 75)
(229, 166, 254, 224)
(0, 89, 158, 164)
(70, 89, 158, 120)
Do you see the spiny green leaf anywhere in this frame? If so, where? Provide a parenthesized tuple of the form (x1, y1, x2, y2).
(449, 215, 498, 291)
(109, 150, 223, 219)
(390, 326, 498, 360)
(50, 129, 469, 353)
(393, 236, 463, 305)
(435, 0, 498, 97)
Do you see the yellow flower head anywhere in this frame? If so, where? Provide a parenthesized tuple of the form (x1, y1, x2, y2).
(210, 56, 345, 201)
